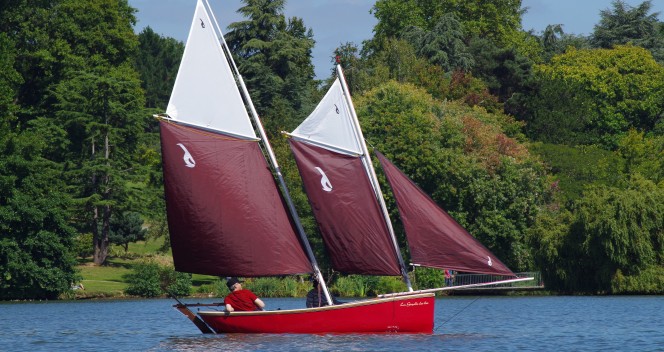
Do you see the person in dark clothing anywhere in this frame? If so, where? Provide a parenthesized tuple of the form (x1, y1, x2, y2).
(306, 279, 342, 308)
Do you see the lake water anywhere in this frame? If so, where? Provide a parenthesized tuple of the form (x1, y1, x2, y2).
(1, 296, 662, 351)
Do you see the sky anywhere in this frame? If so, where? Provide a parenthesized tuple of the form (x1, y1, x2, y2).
(128, 0, 663, 79)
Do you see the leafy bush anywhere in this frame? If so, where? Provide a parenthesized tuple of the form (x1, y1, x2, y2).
(124, 261, 191, 297)
(530, 143, 622, 202)
(333, 275, 408, 296)
(244, 277, 309, 297)
(164, 269, 192, 297)
(196, 278, 227, 296)
(0, 233, 80, 300)
(374, 276, 407, 295)
(275, 276, 301, 297)
(124, 261, 162, 297)
(73, 233, 94, 258)
(612, 266, 664, 294)
(333, 276, 371, 297)
(412, 267, 445, 290)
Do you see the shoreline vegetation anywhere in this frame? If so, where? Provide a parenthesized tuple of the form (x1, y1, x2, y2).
(64, 238, 547, 301)
(3, 1, 663, 302)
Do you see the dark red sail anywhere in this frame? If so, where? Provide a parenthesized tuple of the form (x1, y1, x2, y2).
(376, 151, 515, 276)
(160, 121, 312, 276)
(289, 140, 402, 275)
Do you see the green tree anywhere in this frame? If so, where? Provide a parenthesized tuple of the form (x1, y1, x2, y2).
(124, 261, 162, 297)
(108, 211, 147, 253)
(531, 176, 664, 294)
(578, 178, 662, 277)
(538, 24, 591, 61)
(365, 1, 528, 114)
(0, 0, 138, 122)
(616, 130, 664, 182)
(131, 27, 178, 251)
(372, 0, 525, 47)
(527, 207, 574, 291)
(0, 0, 157, 296)
(0, 126, 79, 300)
(134, 27, 184, 109)
(468, 36, 534, 104)
(36, 0, 147, 266)
(226, 0, 317, 129)
(0, 27, 79, 300)
(0, 33, 21, 119)
(332, 42, 368, 95)
(355, 81, 550, 270)
(365, 39, 431, 87)
(370, 0, 428, 40)
(530, 143, 623, 202)
(0, 0, 66, 121)
(542, 24, 564, 50)
(524, 45, 664, 146)
(355, 38, 501, 113)
(55, 65, 146, 265)
(401, 13, 474, 72)
(592, 0, 664, 62)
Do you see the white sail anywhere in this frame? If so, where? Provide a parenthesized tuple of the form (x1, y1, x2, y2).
(290, 79, 362, 154)
(166, 0, 255, 139)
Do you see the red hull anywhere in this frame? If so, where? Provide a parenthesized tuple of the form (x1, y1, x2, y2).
(196, 293, 434, 334)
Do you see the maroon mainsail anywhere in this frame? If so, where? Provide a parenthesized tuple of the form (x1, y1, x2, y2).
(160, 121, 312, 276)
(375, 151, 515, 276)
(288, 139, 401, 275)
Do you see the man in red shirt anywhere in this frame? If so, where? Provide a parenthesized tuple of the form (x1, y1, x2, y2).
(224, 277, 265, 312)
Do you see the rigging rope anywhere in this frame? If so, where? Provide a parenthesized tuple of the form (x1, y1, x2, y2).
(435, 296, 481, 332)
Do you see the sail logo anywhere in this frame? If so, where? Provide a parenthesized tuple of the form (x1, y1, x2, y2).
(487, 256, 493, 267)
(314, 167, 332, 192)
(334, 104, 340, 114)
(177, 143, 196, 168)
(200, 19, 205, 28)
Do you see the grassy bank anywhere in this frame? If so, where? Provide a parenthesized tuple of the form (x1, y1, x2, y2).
(73, 238, 405, 299)
(73, 238, 541, 299)
(74, 238, 214, 299)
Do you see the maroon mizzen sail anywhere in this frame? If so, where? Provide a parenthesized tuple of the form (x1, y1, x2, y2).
(375, 151, 515, 276)
(160, 121, 312, 276)
(289, 139, 402, 275)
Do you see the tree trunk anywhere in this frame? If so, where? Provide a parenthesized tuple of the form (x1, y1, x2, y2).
(91, 137, 102, 265)
(92, 207, 110, 265)
(92, 204, 102, 264)
(92, 132, 113, 265)
(93, 204, 111, 265)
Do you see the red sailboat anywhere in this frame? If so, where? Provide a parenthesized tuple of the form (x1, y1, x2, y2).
(158, 0, 530, 334)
